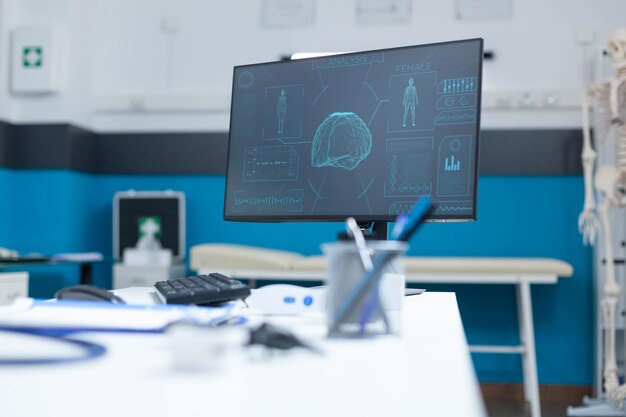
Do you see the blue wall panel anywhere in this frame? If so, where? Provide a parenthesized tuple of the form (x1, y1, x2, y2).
(409, 176, 592, 384)
(0, 168, 107, 296)
(0, 168, 592, 385)
(0, 169, 13, 243)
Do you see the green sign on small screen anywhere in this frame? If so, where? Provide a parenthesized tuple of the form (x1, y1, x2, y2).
(138, 216, 162, 238)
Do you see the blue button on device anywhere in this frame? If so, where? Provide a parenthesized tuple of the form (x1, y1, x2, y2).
(283, 296, 296, 304)
(303, 295, 313, 306)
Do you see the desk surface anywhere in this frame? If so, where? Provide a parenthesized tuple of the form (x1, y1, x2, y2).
(0, 292, 485, 417)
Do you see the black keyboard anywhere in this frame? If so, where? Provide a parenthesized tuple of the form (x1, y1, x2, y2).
(154, 273, 251, 305)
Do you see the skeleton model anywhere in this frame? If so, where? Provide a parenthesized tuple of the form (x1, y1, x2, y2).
(579, 27, 626, 409)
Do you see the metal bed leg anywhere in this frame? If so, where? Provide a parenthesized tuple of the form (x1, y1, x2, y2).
(517, 281, 541, 417)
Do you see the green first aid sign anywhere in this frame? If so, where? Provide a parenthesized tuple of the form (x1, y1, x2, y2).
(22, 46, 43, 68)
(138, 216, 162, 238)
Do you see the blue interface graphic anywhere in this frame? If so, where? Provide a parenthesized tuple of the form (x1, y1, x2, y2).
(225, 39, 482, 220)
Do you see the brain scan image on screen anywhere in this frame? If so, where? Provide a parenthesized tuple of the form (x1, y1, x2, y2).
(225, 39, 482, 221)
(311, 112, 372, 171)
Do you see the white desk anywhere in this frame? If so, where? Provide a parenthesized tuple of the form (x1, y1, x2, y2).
(194, 246, 573, 417)
(0, 292, 485, 417)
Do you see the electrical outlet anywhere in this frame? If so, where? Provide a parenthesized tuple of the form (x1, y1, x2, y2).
(542, 92, 559, 107)
(518, 92, 537, 108)
(575, 28, 596, 45)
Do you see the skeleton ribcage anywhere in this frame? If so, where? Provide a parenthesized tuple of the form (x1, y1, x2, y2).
(592, 83, 612, 146)
(591, 81, 626, 176)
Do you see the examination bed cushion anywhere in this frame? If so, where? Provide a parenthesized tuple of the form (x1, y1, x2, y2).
(190, 244, 573, 278)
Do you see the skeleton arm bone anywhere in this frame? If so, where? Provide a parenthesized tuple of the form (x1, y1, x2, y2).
(578, 89, 601, 245)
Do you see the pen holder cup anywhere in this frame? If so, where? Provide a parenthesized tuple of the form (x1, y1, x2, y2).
(322, 241, 407, 338)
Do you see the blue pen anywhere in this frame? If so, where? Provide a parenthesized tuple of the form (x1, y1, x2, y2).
(396, 197, 431, 242)
(391, 215, 408, 240)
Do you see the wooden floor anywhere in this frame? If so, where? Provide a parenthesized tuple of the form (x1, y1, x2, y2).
(481, 384, 593, 417)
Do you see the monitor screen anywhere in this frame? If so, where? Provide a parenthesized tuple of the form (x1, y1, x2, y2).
(224, 38, 483, 223)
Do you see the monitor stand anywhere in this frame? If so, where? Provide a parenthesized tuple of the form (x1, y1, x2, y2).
(357, 221, 388, 240)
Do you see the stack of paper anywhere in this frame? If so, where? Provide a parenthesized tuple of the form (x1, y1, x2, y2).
(0, 298, 232, 333)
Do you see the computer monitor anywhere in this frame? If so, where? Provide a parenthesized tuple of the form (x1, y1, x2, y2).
(224, 38, 483, 236)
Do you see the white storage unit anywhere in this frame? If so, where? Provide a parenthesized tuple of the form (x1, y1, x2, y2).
(113, 264, 186, 290)
(0, 272, 28, 305)
(112, 190, 187, 289)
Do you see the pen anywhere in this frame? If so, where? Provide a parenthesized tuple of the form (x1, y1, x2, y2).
(345, 218, 373, 272)
(345, 217, 390, 334)
(395, 197, 432, 242)
(391, 215, 408, 240)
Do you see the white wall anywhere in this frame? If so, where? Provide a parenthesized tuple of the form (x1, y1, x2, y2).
(1, 0, 625, 131)
(0, 0, 13, 120)
(0, 0, 95, 126)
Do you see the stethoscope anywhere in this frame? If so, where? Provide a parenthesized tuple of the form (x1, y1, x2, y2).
(0, 329, 106, 365)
